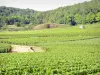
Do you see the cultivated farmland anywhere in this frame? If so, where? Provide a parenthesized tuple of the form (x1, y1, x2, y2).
(0, 24, 100, 75)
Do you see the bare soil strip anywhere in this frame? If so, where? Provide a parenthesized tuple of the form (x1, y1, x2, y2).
(11, 45, 44, 53)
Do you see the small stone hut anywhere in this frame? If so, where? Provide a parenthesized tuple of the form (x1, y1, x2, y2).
(79, 25, 85, 29)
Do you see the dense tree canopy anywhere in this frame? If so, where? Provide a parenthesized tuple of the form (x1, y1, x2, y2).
(0, 0, 100, 28)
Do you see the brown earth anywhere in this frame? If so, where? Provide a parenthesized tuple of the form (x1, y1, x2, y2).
(33, 24, 66, 30)
(11, 45, 44, 53)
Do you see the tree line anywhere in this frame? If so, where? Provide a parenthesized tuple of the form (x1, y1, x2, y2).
(0, 0, 100, 28)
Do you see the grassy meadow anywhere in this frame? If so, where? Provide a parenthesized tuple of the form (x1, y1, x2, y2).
(0, 24, 100, 75)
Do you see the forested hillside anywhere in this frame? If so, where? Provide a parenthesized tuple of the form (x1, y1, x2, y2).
(0, 0, 100, 28)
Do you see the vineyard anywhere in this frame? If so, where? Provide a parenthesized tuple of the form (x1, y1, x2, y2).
(0, 24, 100, 75)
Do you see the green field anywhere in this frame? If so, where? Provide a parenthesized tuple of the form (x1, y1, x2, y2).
(0, 24, 100, 75)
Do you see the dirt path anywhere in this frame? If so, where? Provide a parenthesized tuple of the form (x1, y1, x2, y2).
(11, 45, 44, 53)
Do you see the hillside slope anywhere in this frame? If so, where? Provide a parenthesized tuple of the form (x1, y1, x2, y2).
(0, 0, 100, 28)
